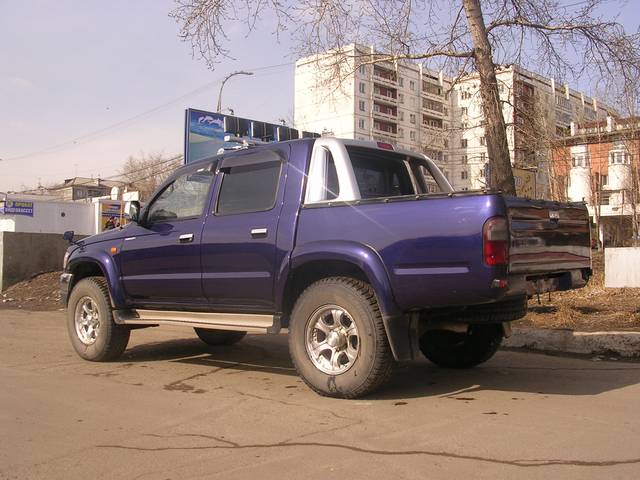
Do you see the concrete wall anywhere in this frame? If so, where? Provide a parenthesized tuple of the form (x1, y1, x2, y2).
(0, 232, 71, 291)
(605, 247, 640, 288)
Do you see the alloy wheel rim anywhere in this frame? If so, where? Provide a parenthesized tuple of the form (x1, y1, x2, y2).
(305, 305, 359, 375)
(74, 296, 100, 345)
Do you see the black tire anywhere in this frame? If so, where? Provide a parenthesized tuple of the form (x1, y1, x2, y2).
(194, 328, 246, 346)
(288, 277, 394, 399)
(419, 324, 503, 369)
(67, 276, 130, 361)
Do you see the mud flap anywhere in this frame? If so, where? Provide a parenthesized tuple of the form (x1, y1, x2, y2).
(382, 313, 420, 361)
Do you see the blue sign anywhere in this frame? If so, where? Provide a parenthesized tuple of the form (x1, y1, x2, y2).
(0, 200, 34, 216)
(184, 109, 228, 164)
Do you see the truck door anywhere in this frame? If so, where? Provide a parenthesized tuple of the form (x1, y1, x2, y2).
(118, 164, 215, 306)
(201, 147, 288, 312)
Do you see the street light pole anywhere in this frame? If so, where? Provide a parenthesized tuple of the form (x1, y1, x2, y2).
(216, 71, 254, 113)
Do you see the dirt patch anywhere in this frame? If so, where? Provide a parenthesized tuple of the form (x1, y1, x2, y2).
(518, 253, 640, 332)
(1, 271, 63, 311)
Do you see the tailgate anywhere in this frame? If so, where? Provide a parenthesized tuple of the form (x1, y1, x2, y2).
(506, 197, 591, 274)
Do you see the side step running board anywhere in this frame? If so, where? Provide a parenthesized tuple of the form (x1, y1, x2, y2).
(113, 309, 281, 334)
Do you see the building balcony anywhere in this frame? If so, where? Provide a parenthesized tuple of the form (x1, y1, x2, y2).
(421, 123, 444, 132)
(372, 93, 398, 106)
(372, 126, 397, 137)
(372, 109, 397, 122)
(373, 73, 398, 89)
(422, 105, 444, 117)
(421, 89, 444, 100)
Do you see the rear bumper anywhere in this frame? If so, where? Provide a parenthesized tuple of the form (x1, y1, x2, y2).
(60, 273, 73, 307)
(508, 268, 590, 297)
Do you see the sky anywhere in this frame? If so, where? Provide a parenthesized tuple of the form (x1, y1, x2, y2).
(1, 1, 639, 192)
(0, 0, 296, 191)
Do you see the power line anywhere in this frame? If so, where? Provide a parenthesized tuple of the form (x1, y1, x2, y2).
(2, 61, 294, 163)
(15, 154, 184, 194)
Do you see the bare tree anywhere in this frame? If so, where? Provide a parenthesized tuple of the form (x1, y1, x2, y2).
(171, 0, 640, 195)
(119, 153, 183, 201)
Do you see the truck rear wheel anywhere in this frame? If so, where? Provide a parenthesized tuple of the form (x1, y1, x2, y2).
(67, 276, 130, 361)
(288, 277, 394, 398)
(419, 324, 502, 369)
(194, 328, 246, 346)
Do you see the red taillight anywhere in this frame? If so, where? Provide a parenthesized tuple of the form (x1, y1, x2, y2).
(483, 216, 509, 266)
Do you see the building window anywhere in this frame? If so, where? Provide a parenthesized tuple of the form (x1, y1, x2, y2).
(398, 128, 404, 138)
(461, 107, 468, 116)
(358, 119, 365, 130)
(398, 77, 404, 87)
(461, 171, 468, 180)
(461, 91, 471, 100)
(409, 80, 415, 90)
(359, 65, 366, 75)
(359, 100, 365, 112)
(409, 113, 416, 124)
(461, 122, 468, 130)
(443, 139, 448, 148)
(410, 131, 416, 141)
(480, 136, 486, 146)
(399, 111, 404, 121)
(461, 139, 468, 148)
(399, 93, 404, 104)
(572, 154, 590, 167)
(461, 155, 468, 164)
(359, 82, 366, 94)
(480, 152, 486, 162)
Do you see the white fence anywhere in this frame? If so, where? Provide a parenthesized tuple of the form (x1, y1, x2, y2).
(605, 247, 640, 288)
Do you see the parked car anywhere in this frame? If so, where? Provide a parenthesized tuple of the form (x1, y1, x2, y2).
(61, 138, 591, 398)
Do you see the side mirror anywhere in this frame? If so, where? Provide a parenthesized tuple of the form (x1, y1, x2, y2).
(63, 230, 75, 244)
(126, 201, 141, 224)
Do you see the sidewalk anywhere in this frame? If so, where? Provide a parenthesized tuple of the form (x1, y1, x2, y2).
(504, 327, 640, 358)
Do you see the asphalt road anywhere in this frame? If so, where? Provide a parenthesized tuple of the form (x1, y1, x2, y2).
(2, 309, 640, 480)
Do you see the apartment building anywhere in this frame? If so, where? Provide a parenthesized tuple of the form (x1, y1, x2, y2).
(294, 45, 617, 197)
(295, 44, 453, 177)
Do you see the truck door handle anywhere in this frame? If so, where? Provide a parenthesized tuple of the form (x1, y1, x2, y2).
(250, 228, 268, 238)
(179, 233, 194, 243)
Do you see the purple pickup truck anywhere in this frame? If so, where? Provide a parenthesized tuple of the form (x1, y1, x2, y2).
(61, 138, 591, 398)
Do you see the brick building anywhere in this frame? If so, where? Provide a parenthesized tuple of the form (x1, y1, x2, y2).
(553, 116, 640, 246)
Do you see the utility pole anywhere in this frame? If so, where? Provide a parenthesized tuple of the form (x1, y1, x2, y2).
(216, 71, 254, 113)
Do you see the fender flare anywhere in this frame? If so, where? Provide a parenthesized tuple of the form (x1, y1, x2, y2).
(67, 252, 126, 308)
(280, 241, 416, 361)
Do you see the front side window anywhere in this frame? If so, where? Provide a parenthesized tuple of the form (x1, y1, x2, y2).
(216, 161, 281, 215)
(146, 168, 214, 223)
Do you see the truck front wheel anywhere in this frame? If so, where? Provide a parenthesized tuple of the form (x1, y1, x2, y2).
(419, 324, 502, 369)
(67, 276, 130, 361)
(288, 277, 394, 398)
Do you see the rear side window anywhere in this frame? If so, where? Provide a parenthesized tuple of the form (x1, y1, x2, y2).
(216, 161, 281, 215)
(346, 146, 415, 198)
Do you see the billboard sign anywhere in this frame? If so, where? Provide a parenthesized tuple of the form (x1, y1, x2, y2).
(184, 108, 319, 164)
(100, 200, 128, 231)
(0, 200, 34, 217)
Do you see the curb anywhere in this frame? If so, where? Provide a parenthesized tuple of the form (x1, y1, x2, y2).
(503, 327, 640, 358)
